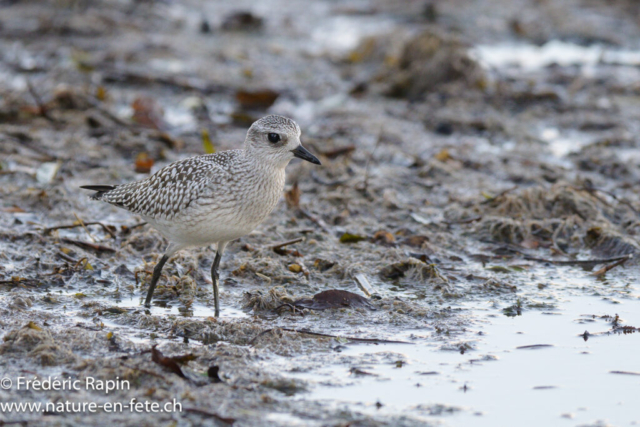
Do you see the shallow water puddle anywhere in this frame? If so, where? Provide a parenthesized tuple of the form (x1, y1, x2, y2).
(290, 295, 640, 426)
(309, 14, 396, 54)
(55, 296, 245, 346)
(539, 127, 598, 159)
(471, 40, 640, 162)
(471, 40, 640, 71)
(110, 294, 246, 318)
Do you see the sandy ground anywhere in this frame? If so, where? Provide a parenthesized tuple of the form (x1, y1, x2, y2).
(1, 0, 639, 425)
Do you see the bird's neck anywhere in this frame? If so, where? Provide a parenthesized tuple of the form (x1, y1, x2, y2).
(235, 151, 287, 226)
(243, 148, 290, 171)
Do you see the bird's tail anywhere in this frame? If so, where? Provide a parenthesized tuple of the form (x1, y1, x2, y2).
(80, 185, 117, 200)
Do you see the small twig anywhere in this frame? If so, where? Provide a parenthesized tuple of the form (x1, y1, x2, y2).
(353, 273, 373, 297)
(483, 241, 635, 267)
(56, 251, 77, 263)
(442, 215, 482, 225)
(254, 272, 272, 284)
(73, 212, 96, 242)
(524, 254, 633, 265)
(74, 257, 90, 270)
(298, 209, 331, 234)
(44, 221, 116, 238)
(266, 237, 304, 250)
(610, 371, 640, 376)
(60, 238, 115, 253)
(523, 254, 633, 266)
(592, 256, 631, 277)
(250, 327, 414, 346)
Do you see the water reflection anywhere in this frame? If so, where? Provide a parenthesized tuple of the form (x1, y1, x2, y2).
(288, 295, 640, 426)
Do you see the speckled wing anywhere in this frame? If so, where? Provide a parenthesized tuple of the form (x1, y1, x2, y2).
(95, 151, 240, 221)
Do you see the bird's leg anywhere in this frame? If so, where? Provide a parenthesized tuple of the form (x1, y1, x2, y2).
(144, 254, 169, 307)
(211, 241, 228, 317)
(211, 251, 222, 317)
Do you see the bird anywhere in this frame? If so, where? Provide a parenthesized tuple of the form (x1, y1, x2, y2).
(81, 115, 321, 316)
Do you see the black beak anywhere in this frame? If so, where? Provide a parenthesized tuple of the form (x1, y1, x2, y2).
(291, 145, 321, 165)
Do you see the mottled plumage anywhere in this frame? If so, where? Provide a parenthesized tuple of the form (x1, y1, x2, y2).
(81, 115, 321, 316)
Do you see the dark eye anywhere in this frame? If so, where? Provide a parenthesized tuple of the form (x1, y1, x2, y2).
(268, 133, 281, 143)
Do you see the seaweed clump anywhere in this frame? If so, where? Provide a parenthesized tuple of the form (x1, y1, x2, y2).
(383, 30, 485, 99)
(476, 185, 639, 259)
(0, 323, 78, 366)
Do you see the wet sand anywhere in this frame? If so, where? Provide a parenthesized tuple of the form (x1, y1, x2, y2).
(1, 0, 639, 425)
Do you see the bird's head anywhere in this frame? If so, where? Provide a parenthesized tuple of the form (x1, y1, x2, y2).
(245, 115, 321, 168)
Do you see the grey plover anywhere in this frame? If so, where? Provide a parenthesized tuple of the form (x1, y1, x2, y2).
(81, 115, 321, 316)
